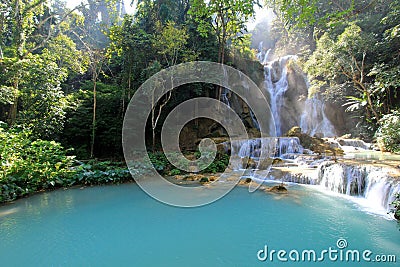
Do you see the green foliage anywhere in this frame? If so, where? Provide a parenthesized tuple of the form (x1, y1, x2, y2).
(42, 34, 89, 76)
(153, 21, 191, 66)
(195, 151, 230, 174)
(375, 110, 400, 153)
(0, 54, 70, 139)
(0, 127, 75, 202)
(72, 160, 131, 186)
(305, 23, 381, 123)
(391, 193, 400, 220)
(62, 82, 123, 159)
(147, 151, 230, 175)
(0, 125, 134, 203)
(190, 0, 259, 63)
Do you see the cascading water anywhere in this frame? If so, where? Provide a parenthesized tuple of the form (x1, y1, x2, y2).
(264, 56, 296, 136)
(300, 97, 336, 137)
(258, 44, 336, 137)
(262, 49, 271, 65)
(233, 41, 399, 217)
(256, 41, 264, 61)
(318, 162, 400, 214)
(226, 137, 304, 163)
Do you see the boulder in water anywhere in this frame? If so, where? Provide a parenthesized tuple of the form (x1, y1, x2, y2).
(266, 184, 288, 193)
(272, 158, 285, 166)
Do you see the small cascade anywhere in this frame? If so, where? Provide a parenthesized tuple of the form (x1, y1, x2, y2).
(318, 162, 400, 213)
(276, 137, 304, 158)
(256, 42, 271, 65)
(325, 138, 372, 153)
(230, 138, 275, 159)
(228, 137, 304, 160)
(221, 88, 231, 107)
(337, 139, 371, 150)
(300, 97, 336, 137)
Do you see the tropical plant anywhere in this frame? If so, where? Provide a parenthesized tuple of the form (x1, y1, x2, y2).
(375, 110, 400, 153)
(0, 126, 75, 202)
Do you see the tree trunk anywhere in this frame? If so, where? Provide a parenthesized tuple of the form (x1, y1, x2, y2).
(365, 90, 380, 121)
(90, 76, 97, 158)
(8, 80, 19, 124)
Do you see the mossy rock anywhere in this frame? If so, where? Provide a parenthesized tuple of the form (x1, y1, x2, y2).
(267, 185, 288, 194)
(395, 212, 400, 221)
(200, 177, 210, 184)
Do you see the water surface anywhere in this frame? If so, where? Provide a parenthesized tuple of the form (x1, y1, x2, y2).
(0, 183, 399, 266)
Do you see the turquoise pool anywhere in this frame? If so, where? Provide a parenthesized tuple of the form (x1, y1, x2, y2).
(0, 183, 399, 266)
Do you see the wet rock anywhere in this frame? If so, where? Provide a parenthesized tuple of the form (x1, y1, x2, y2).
(314, 133, 324, 139)
(266, 184, 288, 194)
(241, 157, 257, 169)
(238, 178, 253, 185)
(285, 126, 344, 156)
(272, 158, 284, 165)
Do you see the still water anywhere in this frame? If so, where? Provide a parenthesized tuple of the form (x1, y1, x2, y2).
(0, 183, 399, 266)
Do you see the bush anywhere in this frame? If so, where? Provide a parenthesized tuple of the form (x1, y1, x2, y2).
(391, 193, 400, 221)
(71, 160, 132, 186)
(147, 151, 230, 175)
(0, 126, 75, 202)
(375, 110, 400, 153)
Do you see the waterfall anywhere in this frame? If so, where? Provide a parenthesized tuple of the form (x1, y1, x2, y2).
(262, 49, 271, 65)
(318, 162, 400, 213)
(257, 42, 271, 65)
(300, 97, 336, 137)
(256, 41, 264, 61)
(261, 53, 337, 137)
(264, 56, 296, 136)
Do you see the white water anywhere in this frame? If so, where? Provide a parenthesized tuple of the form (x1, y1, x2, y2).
(300, 97, 336, 137)
(239, 43, 399, 216)
(259, 46, 336, 137)
(325, 138, 372, 153)
(318, 162, 400, 215)
(264, 56, 295, 136)
(227, 136, 399, 215)
(228, 137, 304, 160)
(262, 49, 271, 65)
